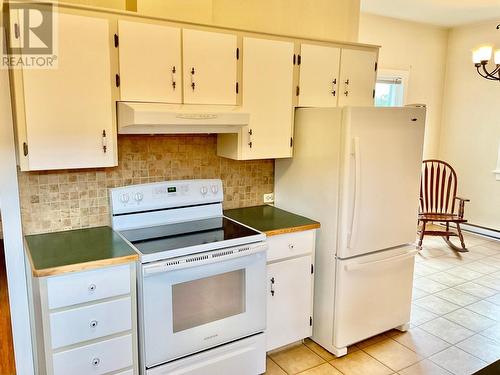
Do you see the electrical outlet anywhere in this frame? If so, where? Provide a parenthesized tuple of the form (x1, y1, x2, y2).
(263, 193, 274, 204)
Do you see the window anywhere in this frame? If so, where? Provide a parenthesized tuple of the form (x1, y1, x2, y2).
(374, 69, 409, 107)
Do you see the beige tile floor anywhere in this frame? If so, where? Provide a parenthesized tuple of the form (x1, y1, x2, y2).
(266, 231, 500, 375)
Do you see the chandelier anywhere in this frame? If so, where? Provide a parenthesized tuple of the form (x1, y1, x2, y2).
(472, 24, 500, 81)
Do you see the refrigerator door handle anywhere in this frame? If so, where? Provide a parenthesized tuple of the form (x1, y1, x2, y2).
(344, 249, 419, 272)
(348, 137, 361, 249)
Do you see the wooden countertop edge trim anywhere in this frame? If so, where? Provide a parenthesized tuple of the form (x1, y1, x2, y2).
(264, 223, 320, 237)
(31, 253, 139, 277)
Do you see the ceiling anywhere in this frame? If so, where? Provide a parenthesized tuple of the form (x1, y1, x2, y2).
(361, 0, 500, 27)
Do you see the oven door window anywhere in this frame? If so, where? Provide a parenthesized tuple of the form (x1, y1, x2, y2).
(172, 269, 246, 333)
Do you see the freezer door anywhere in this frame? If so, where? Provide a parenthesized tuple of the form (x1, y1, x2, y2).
(333, 246, 417, 349)
(338, 107, 425, 259)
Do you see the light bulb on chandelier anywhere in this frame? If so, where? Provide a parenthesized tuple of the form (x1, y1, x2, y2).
(471, 24, 500, 81)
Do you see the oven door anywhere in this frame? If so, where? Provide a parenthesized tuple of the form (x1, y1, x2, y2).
(141, 244, 267, 368)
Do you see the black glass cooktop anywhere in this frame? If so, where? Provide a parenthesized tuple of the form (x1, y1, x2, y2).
(120, 217, 260, 255)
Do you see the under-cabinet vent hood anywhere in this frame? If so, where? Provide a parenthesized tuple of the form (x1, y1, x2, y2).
(117, 102, 249, 134)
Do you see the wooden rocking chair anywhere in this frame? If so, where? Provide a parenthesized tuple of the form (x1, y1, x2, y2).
(418, 160, 470, 252)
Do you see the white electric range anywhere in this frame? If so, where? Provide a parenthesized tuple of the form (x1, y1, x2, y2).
(110, 179, 267, 375)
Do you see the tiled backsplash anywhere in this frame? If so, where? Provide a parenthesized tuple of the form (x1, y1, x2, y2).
(18, 135, 274, 235)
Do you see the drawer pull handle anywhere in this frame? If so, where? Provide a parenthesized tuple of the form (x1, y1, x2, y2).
(88, 284, 97, 292)
(92, 357, 100, 367)
(89, 320, 98, 328)
(288, 244, 294, 249)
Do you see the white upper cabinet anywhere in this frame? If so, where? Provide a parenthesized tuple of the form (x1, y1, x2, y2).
(338, 49, 378, 107)
(16, 12, 116, 171)
(182, 29, 237, 105)
(240, 37, 294, 159)
(118, 21, 181, 103)
(298, 44, 341, 107)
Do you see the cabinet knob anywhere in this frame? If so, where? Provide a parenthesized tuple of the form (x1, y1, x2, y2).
(344, 91, 349, 97)
(91, 357, 100, 367)
(289, 244, 294, 250)
(89, 320, 98, 329)
(88, 284, 97, 292)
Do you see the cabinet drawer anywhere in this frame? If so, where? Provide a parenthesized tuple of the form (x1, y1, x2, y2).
(52, 334, 133, 375)
(50, 297, 132, 349)
(267, 230, 315, 262)
(47, 265, 131, 309)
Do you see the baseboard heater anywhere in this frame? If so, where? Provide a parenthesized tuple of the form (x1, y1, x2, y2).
(441, 223, 500, 240)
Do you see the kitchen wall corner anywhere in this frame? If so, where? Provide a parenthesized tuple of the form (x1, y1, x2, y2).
(18, 135, 274, 235)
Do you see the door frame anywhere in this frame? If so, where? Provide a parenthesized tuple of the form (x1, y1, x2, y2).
(0, 31, 35, 375)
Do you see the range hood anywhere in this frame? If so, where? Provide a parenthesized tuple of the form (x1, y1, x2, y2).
(117, 102, 249, 134)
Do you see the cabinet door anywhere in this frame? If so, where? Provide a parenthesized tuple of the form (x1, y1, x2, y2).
(242, 37, 294, 159)
(267, 256, 313, 351)
(299, 44, 341, 107)
(118, 21, 181, 103)
(182, 29, 237, 105)
(20, 13, 115, 170)
(338, 49, 377, 107)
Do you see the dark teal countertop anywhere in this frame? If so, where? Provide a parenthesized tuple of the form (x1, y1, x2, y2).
(25, 226, 138, 277)
(224, 205, 320, 236)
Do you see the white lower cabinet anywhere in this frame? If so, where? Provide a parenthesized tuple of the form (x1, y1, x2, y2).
(30, 263, 138, 375)
(49, 297, 132, 349)
(52, 334, 133, 375)
(46, 264, 131, 309)
(266, 230, 316, 351)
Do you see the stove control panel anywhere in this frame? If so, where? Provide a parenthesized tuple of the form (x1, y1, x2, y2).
(109, 179, 223, 215)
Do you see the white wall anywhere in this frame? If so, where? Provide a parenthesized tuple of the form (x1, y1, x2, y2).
(62, 0, 127, 10)
(0, 31, 35, 374)
(138, 0, 361, 42)
(358, 13, 449, 158)
(66, 0, 362, 42)
(440, 21, 500, 230)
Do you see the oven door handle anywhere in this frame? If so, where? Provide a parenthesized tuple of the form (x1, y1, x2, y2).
(142, 243, 267, 275)
(143, 264, 169, 275)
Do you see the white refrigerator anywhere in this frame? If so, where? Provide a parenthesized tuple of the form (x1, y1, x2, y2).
(275, 106, 425, 356)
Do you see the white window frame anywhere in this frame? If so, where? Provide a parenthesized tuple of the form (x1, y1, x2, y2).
(494, 141, 500, 181)
(375, 68, 410, 106)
